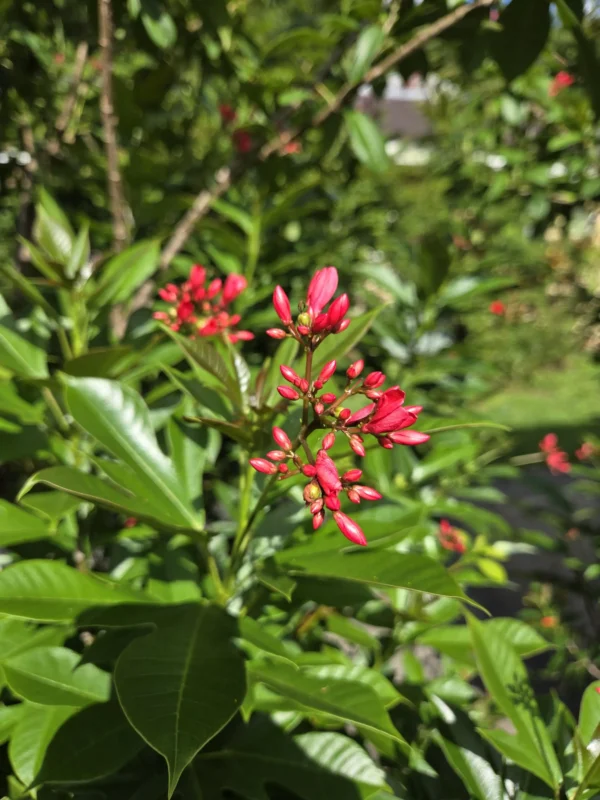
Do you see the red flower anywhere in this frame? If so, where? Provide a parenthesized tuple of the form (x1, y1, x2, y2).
(575, 442, 595, 460)
(307, 267, 339, 317)
(273, 286, 292, 325)
(361, 387, 412, 434)
(539, 433, 571, 474)
(123, 517, 138, 528)
(315, 449, 342, 497)
(549, 71, 575, 97)
(438, 519, 466, 554)
(333, 511, 366, 546)
(281, 140, 302, 155)
(540, 615, 558, 629)
(233, 129, 252, 153)
(489, 300, 506, 316)
(219, 104, 237, 123)
(539, 433, 558, 453)
(154, 265, 252, 342)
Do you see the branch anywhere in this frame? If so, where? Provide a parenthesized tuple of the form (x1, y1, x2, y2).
(160, 0, 492, 269)
(98, 0, 128, 252)
(56, 41, 89, 138)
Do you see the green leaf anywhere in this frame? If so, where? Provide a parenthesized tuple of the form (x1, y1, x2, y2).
(348, 25, 384, 83)
(167, 410, 207, 508)
(257, 558, 297, 601)
(467, 615, 561, 789)
(141, 0, 177, 49)
(344, 111, 390, 173)
(19, 491, 81, 525)
(0, 324, 48, 379)
(193, 718, 383, 800)
(35, 698, 144, 786)
(212, 199, 254, 235)
(0, 560, 152, 622)
(249, 661, 407, 749)
(326, 613, 381, 652)
(0, 704, 25, 746)
(0, 618, 66, 661)
(66, 220, 90, 279)
(94, 239, 160, 306)
(3, 646, 110, 707)
(165, 328, 240, 406)
(19, 466, 192, 531)
(63, 346, 133, 378)
(491, 0, 551, 82)
(238, 616, 297, 667)
(115, 603, 246, 797)
(304, 664, 403, 709)
(33, 193, 74, 265)
(9, 703, 77, 788)
(310, 305, 385, 372)
(63, 377, 198, 529)
(0, 500, 50, 547)
(578, 680, 600, 746)
(277, 547, 478, 607)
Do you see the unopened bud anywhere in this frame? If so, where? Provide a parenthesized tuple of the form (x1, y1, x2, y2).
(272, 427, 292, 451)
(364, 371, 385, 389)
(339, 408, 351, 421)
(325, 494, 341, 511)
(312, 313, 329, 333)
(278, 464, 289, 474)
(346, 360, 364, 380)
(350, 436, 366, 457)
(273, 286, 292, 325)
(323, 432, 336, 450)
(267, 450, 288, 461)
(327, 293, 349, 327)
(297, 312, 311, 327)
(303, 481, 322, 502)
(277, 385, 300, 400)
(297, 325, 311, 336)
(316, 360, 337, 387)
(299, 379, 309, 393)
(379, 436, 393, 449)
(365, 390, 382, 400)
(354, 485, 382, 501)
(321, 392, 336, 404)
(347, 489, 361, 504)
(310, 499, 324, 514)
(343, 469, 363, 482)
(267, 328, 287, 339)
(314, 402, 325, 415)
(313, 510, 325, 530)
(334, 318, 351, 334)
(250, 458, 277, 475)
(280, 365, 301, 386)
(302, 464, 317, 477)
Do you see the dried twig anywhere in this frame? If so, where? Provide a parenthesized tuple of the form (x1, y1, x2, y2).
(160, 0, 492, 269)
(98, 0, 128, 251)
(56, 41, 89, 138)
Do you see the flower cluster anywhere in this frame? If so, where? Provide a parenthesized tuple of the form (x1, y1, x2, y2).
(539, 433, 570, 474)
(575, 441, 595, 461)
(438, 519, 466, 554)
(549, 71, 574, 98)
(154, 265, 253, 343)
(251, 267, 430, 546)
(489, 300, 506, 316)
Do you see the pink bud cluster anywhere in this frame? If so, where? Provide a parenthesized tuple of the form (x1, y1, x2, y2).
(252, 266, 431, 546)
(154, 265, 253, 343)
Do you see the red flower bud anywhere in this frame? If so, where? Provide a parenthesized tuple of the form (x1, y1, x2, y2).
(278, 464, 289, 474)
(315, 449, 342, 496)
(233, 129, 252, 153)
(334, 319, 351, 333)
(250, 458, 277, 475)
(314, 402, 325, 415)
(339, 408, 351, 421)
(347, 489, 361, 504)
(365, 390, 382, 400)
(350, 436, 366, 457)
(267, 328, 287, 339)
(323, 432, 336, 450)
(158, 284, 179, 303)
(273, 286, 292, 325)
(316, 360, 337, 387)
(346, 360, 364, 379)
(207, 278, 222, 299)
(325, 494, 341, 511)
(299, 379, 309, 394)
(333, 511, 367, 546)
(354, 485, 382, 501)
(389, 430, 430, 445)
(277, 386, 300, 400)
(321, 392, 336, 404)
(327, 294, 349, 327)
(302, 464, 317, 477)
(364, 371, 385, 388)
(342, 469, 362, 483)
(379, 436, 393, 449)
(297, 325, 311, 336)
(272, 427, 292, 451)
(312, 313, 330, 333)
(222, 274, 247, 305)
(280, 364, 301, 386)
(267, 450, 288, 461)
(219, 104, 237, 123)
(313, 510, 325, 530)
(307, 267, 338, 316)
(310, 499, 324, 514)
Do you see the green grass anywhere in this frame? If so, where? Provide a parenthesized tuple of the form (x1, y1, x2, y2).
(477, 356, 600, 453)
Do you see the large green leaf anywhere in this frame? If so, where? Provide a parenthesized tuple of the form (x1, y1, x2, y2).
(19, 466, 192, 531)
(578, 680, 600, 746)
(0, 500, 49, 547)
(19, 491, 82, 525)
(35, 698, 144, 786)
(115, 603, 246, 797)
(344, 111, 390, 173)
(141, 0, 177, 48)
(0, 618, 66, 661)
(249, 662, 407, 747)
(167, 408, 207, 508)
(277, 546, 477, 606)
(63, 377, 199, 529)
(9, 703, 77, 788)
(166, 328, 240, 405)
(238, 616, 297, 668)
(491, 0, 551, 82)
(33, 190, 74, 265)
(468, 615, 562, 789)
(0, 324, 48, 379)
(310, 305, 385, 373)
(304, 664, 404, 708)
(347, 25, 384, 83)
(0, 560, 152, 622)
(3, 646, 110, 707)
(192, 719, 382, 800)
(94, 239, 160, 306)
(63, 347, 134, 378)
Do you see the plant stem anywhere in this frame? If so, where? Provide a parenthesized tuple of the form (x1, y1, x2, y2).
(196, 534, 226, 605)
(229, 457, 255, 578)
(42, 387, 69, 433)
